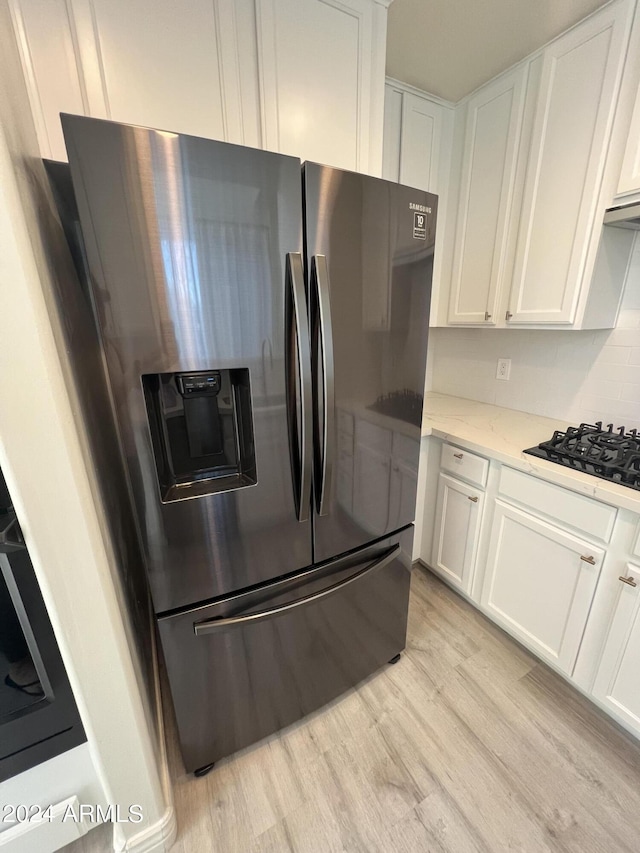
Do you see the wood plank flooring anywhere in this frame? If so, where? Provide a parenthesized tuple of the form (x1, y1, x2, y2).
(65, 566, 640, 852)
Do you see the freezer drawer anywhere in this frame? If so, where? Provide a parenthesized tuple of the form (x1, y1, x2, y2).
(158, 527, 413, 772)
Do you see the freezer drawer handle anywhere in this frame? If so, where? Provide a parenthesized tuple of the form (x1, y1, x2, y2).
(285, 252, 313, 523)
(193, 543, 401, 635)
(311, 254, 335, 516)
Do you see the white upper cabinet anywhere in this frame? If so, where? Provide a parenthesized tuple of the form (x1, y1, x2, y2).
(398, 93, 443, 192)
(507, 0, 634, 325)
(447, 66, 528, 325)
(79, 0, 228, 138)
(257, 0, 389, 173)
(382, 80, 454, 325)
(9, 0, 389, 172)
(615, 81, 640, 202)
(382, 82, 454, 193)
(388, 0, 637, 330)
(8, 0, 88, 160)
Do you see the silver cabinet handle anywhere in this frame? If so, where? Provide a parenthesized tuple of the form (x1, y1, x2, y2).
(506, 311, 513, 320)
(484, 311, 492, 321)
(312, 254, 335, 517)
(194, 543, 401, 635)
(453, 452, 463, 459)
(619, 575, 637, 587)
(285, 252, 313, 522)
(580, 555, 596, 565)
(468, 496, 478, 503)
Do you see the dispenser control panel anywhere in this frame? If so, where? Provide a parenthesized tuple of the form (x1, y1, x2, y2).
(177, 371, 221, 396)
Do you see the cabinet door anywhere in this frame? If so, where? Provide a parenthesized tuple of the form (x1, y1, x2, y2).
(616, 83, 640, 200)
(448, 67, 527, 325)
(592, 564, 640, 734)
(507, 3, 633, 324)
(8, 0, 87, 160)
(399, 93, 443, 192)
(257, 0, 383, 172)
(353, 444, 391, 538)
(431, 473, 484, 594)
(481, 501, 603, 674)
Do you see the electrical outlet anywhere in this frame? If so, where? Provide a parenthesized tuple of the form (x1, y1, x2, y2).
(496, 358, 511, 380)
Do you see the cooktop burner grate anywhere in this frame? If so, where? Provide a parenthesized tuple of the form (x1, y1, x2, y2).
(524, 422, 640, 491)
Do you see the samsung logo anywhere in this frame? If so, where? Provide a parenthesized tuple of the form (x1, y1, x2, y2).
(409, 202, 432, 214)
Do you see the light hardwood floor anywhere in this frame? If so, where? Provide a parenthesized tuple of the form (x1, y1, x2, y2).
(65, 566, 640, 852)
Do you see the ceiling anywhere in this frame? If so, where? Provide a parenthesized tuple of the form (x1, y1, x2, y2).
(386, 0, 611, 102)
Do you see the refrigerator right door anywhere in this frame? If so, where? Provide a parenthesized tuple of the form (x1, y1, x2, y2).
(304, 164, 437, 563)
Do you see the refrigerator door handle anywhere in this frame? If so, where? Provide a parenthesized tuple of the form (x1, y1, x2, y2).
(312, 254, 335, 516)
(193, 543, 401, 635)
(285, 252, 313, 522)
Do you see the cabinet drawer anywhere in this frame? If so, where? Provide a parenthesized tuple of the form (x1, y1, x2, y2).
(499, 466, 617, 543)
(440, 443, 488, 488)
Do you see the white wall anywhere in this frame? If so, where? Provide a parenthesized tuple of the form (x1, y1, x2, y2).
(430, 236, 640, 429)
(0, 3, 173, 850)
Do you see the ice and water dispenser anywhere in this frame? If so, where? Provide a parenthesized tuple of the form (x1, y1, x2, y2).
(142, 369, 256, 502)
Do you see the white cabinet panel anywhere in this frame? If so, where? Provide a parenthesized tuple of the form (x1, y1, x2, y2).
(399, 93, 442, 192)
(499, 466, 617, 543)
(481, 500, 603, 674)
(85, 0, 226, 140)
(593, 564, 640, 734)
(9, 0, 86, 160)
(616, 80, 640, 199)
(508, 3, 633, 324)
(257, 0, 380, 172)
(448, 66, 527, 325)
(382, 84, 402, 182)
(431, 473, 484, 594)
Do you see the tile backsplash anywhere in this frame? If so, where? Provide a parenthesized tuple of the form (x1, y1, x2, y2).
(429, 238, 640, 430)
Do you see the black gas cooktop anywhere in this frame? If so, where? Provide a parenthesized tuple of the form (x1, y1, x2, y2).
(524, 422, 640, 491)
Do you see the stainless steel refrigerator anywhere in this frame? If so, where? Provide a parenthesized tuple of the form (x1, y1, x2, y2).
(61, 115, 437, 774)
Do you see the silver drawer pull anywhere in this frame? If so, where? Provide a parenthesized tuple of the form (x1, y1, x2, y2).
(619, 575, 637, 587)
(468, 496, 478, 503)
(484, 311, 492, 321)
(453, 452, 463, 459)
(580, 555, 596, 565)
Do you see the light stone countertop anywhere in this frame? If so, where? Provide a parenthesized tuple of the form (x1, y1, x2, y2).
(422, 392, 640, 515)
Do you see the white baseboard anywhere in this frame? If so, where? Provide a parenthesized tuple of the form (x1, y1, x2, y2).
(121, 806, 176, 853)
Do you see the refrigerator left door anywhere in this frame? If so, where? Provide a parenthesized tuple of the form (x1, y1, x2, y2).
(62, 116, 313, 613)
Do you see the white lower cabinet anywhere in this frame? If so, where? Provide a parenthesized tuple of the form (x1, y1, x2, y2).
(431, 473, 484, 594)
(481, 500, 604, 675)
(592, 564, 640, 732)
